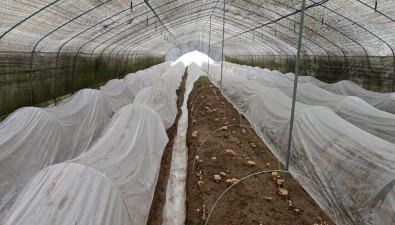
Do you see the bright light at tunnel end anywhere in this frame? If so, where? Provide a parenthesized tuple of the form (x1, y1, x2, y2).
(171, 50, 216, 67)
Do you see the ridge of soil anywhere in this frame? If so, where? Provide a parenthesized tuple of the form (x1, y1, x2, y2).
(147, 69, 188, 225)
(185, 77, 334, 225)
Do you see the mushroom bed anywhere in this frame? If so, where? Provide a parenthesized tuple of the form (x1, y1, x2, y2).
(185, 77, 335, 225)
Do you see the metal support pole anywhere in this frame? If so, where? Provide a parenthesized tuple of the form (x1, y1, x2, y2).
(119, 49, 128, 78)
(284, 0, 307, 189)
(220, 0, 226, 91)
(393, 57, 395, 92)
(72, 52, 79, 94)
(201, 26, 204, 67)
(208, 16, 212, 74)
(54, 53, 58, 105)
(29, 0, 110, 99)
(29, 52, 34, 105)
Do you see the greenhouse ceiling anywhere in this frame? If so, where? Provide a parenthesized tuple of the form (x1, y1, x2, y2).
(0, 0, 394, 58)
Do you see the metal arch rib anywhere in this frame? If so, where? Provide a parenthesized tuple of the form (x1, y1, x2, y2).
(214, 3, 328, 62)
(96, 9, 297, 57)
(97, 12, 296, 61)
(115, 15, 293, 59)
(228, 1, 336, 61)
(354, 0, 395, 23)
(0, 0, 62, 40)
(143, 0, 181, 49)
(28, 0, 112, 105)
(314, 1, 394, 57)
(59, 0, 181, 54)
(86, 1, 217, 57)
(213, 0, 329, 44)
(79, 1, 295, 58)
(102, 13, 296, 63)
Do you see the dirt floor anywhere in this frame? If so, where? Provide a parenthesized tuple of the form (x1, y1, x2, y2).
(147, 70, 187, 225)
(185, 77, 335, 225)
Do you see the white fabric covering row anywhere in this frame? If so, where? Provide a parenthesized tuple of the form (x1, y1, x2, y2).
(207, 62, 395, 225)
(0, 89, 115, 220)
(222, 63, 395, 144)
(281, 72, 395, 114)
(0, 62, 183, 222)
(134, 87, 177, 129)
(5, 104, 168, 225)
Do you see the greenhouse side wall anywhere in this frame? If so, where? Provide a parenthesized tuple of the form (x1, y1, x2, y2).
(0, 52, 164, 119)
(226, 55, 395, 92)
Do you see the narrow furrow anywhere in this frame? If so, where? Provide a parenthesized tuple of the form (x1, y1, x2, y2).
(147, 68, 188, 225)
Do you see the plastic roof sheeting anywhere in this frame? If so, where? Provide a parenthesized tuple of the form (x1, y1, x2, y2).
(0, 0, 394, 58)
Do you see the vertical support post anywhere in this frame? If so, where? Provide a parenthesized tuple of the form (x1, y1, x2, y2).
(284, 0, 307, 188)
(201, 26, 204, 67)
(392, 56, 395, 92)
(97, 52, 104, 83)
(107, 51, 113, 79)
(119, 50, 128, 78)
(208, 16, 212, 74)
(29, 52, 34, 105)
(54, 50, 63, 105)
(95, 54, 99, 89)
(366, 56, 370, 89)
(220, 0, 226, 91)
(72, 52, 78, 94)
(189, 44, 192, 65)
(54, 54, 58, 105)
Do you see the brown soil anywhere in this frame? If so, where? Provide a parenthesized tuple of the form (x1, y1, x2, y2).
(185, 77, 334, 225)
(147, 69, 188, 225)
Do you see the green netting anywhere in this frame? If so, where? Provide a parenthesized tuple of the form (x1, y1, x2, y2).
(0, 52, 163, 118)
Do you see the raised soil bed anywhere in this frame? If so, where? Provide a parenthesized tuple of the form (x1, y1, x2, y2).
(185, 77, 335, 225)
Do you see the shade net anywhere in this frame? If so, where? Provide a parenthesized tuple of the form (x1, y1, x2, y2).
(0, 0, 394, 57)
(0, 0, 394, 115)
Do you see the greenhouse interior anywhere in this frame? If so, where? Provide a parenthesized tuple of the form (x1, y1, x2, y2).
(0, 0, 394, 224)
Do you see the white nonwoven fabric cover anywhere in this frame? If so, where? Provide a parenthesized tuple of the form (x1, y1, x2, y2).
(162, 63, 205, 224)
(0, 89, 114, 220)
(134, 63, 185, 129)
(124, 72, 167, 94)
(140, 72, 167, 88)
(227, 80, 267, 112)
(0, 107, 69, 220)
(322, 80, 395, 114)
(44, 89, 114, 157)
(100, 79, 135, 110)
(123, 62, 171, 96)
(253, 74, 395, 144)
(208, 62, 395, 225)
(0, 63, 170, 221)
(134, 86, 177, 129)
(246, 93, 395, 225)
(162, 62, 186, 100)
(283, 72, 395, 114)
(4, 163, 132, 225)
(222, 64, 395, 144)
(124, 74, 145, 97)
(4, 103, 168, 225)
